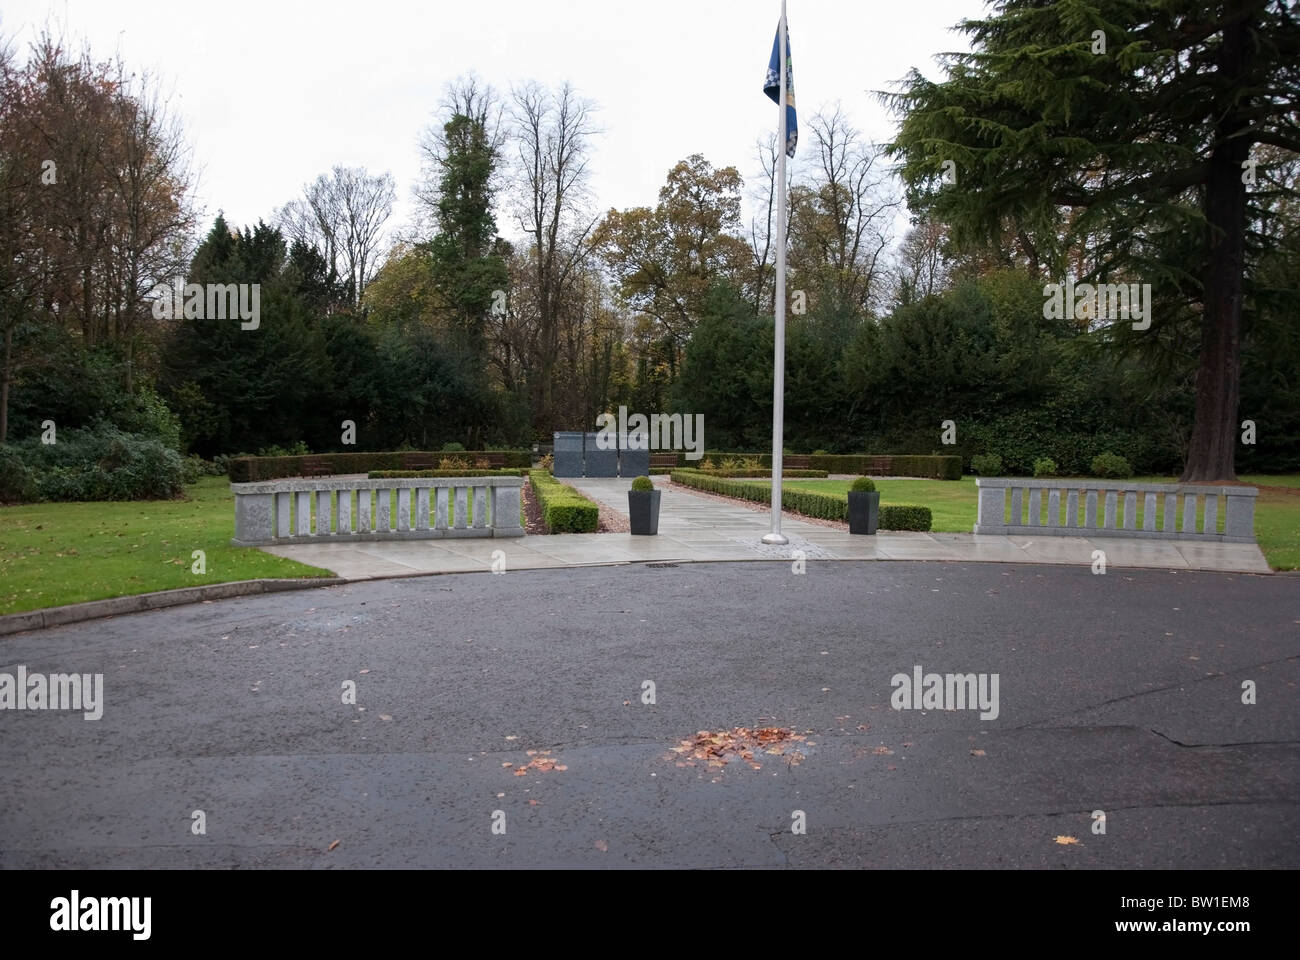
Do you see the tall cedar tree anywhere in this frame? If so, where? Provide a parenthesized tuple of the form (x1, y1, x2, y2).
(884, 0, 1300, 480)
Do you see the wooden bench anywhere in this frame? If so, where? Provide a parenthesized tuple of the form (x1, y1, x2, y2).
(785, 455, 812, 469)
(403, 453, 438, 470)
(300, 455, 332, 477)
(649, 453, 679, 469)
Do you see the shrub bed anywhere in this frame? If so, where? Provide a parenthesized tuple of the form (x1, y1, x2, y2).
(1, 426, 185, 502)
(228, 449, 532, 482)
(529, 471, 599, 533)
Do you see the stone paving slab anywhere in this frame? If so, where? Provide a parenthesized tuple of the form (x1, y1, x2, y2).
(260, 476, 1273, 579)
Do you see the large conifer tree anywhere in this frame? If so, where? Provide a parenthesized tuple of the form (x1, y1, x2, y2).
(885, 0, 1299, 480)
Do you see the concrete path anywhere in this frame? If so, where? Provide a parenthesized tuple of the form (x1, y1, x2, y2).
(260, 476, 1272, 579)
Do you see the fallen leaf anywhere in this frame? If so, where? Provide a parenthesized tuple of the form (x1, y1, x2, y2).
(970, 749, 986, 756)
(328, 840, 340, 851)
(595, 839, 608, 852)
(379, 715, 392, 722)
(1055, 835, 1080, 845)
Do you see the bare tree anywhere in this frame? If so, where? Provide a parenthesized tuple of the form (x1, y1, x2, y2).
(792, 104, 900, 314)
(508, 80, 601, 436)
(891, 219, 951, 304)
(278, 165, 394, 306)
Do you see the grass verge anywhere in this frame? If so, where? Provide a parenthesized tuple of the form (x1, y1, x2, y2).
(1, 476, 334, 615)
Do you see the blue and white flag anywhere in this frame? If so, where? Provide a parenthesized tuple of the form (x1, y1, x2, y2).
(763, 21, 797, 158)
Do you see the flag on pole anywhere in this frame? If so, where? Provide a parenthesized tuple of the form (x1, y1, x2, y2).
(763, 21, 797, 158)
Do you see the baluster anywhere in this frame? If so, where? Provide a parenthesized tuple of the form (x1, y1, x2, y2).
(337, 488, 352, 535)
(296, 490, 312, 537)
(416, 487, 430, 531)
(473, 485, 488, 529)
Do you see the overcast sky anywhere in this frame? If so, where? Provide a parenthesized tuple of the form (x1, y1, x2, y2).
(3, 0, 984, 249)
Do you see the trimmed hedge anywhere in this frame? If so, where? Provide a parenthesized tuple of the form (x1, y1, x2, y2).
(682, 467, 828, 479)
(885, 456, 962, 480)
(529, 471, 599, 533)
(369, 469, 528, 478)
(677, 452, 962, 480)
(228, 449, 532, 482)
(672, 470, 934, 531)
(879, 505, 932, 532)
(671, 470, 848, 521)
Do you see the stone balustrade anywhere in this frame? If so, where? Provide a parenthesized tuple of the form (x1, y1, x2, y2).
(973, 478, 1257, 542)
(231, 476, 524, 546)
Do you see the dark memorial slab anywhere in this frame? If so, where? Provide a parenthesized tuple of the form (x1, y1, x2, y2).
(553, 431, 585, 477)
(584, 432, 619, 477)
(619, 432, 650, 478)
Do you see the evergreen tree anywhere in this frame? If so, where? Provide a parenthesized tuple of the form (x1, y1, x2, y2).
(884, 0, 1300, 480)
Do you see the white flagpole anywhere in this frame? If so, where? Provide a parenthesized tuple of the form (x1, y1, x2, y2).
(762, 0, 789, 546)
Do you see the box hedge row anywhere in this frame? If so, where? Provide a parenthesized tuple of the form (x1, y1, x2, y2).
(878, 505, 933, 532)
(670, 470, 933, 531)
(671, 470, 848, 521)
(228, 450, 532, 482)
(685, 467, 828, 479)
(529, 471, 600, 533)
(675, 452, 961, 480)
(368, 469, 528, 479)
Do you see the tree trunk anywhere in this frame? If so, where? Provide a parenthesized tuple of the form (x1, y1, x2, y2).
(1180, 17, 1250, 483)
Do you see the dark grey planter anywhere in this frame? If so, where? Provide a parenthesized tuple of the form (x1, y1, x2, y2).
(628, 489, 661, 535)
(848, 491, 879, 535)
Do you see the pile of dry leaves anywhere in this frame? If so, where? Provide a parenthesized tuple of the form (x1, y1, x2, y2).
(503, 749, 567, 777)
(670, 726, 809, 771)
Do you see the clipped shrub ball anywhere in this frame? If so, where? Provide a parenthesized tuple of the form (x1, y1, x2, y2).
(631, 475, 655, 492)
(850, 476, 877, 492)
(1032, 457, 1058, 478)
(970, 453, 1003, 476)
(1091, 452, 1134, 479)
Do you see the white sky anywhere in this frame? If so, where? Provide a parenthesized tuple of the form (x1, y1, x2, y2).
(3, 0, 984, 249)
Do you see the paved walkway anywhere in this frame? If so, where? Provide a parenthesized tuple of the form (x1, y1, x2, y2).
(261, 477, 1271, 578)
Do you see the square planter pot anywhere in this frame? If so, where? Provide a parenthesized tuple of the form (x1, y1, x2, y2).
(848, 490, 879, 535)
(628, 489, 661, 535)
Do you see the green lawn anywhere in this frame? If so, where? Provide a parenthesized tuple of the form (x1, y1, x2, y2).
(0, 476, 333, 615)
(774, 475, 1300, 571)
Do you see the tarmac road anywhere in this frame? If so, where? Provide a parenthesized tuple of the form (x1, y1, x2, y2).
(1, 560, 1296, 868)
